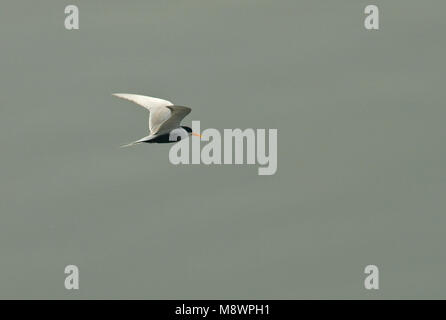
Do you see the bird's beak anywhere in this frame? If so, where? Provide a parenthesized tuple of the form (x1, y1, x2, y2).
(192, 132, 202, 138)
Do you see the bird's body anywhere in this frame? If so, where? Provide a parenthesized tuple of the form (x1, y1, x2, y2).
(112, 93, 198, 147)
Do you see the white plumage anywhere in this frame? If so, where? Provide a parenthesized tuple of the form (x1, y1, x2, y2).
(112, 93, 193, 147)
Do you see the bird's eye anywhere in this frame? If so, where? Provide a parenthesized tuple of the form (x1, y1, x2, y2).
(176, 136, 181, 142)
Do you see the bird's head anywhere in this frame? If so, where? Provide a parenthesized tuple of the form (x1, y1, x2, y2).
(181, 126, 202, 138)
(168, 126, 201, 142)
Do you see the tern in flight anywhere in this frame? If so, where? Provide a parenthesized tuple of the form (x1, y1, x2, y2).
(112, 93, 201, 147)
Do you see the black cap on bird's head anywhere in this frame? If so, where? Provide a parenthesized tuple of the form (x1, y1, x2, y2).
(181, 126, 192, 134)
(181, 126, 201, 138)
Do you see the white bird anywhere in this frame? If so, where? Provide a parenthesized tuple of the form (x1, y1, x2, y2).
(112, 93, 200, 147)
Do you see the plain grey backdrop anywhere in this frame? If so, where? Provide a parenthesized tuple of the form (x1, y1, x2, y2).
(0, 0, 445, 299)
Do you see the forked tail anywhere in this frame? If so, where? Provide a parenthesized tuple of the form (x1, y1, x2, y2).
(120, 134, 155, 148)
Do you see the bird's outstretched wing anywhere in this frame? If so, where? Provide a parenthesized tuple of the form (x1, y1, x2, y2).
(151, 106, 191, 135)
(112, 93, 173, 110)
(112, 93, 173, 134)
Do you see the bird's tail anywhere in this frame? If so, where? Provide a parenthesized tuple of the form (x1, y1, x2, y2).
(119, 134, 155, 148)
(120, 141, 142, 148)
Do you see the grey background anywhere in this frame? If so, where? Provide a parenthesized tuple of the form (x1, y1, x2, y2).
(0, 0, 445, 299)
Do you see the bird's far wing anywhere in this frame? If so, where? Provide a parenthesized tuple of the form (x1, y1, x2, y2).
(151, 106, 191, 135)
(112, 93, 173, 111)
